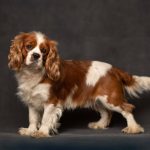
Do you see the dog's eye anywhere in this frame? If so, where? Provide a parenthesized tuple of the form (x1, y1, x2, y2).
(41, 48, 47, 53)
(26, 44, 33, 50)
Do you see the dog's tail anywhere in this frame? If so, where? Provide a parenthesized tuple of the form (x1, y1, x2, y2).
(113, 67, 150, 98)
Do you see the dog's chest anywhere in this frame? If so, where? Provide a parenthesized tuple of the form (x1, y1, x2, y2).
(16, 71, 50, 109)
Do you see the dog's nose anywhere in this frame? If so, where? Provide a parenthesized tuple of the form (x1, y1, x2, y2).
(32, 53, 40, 60)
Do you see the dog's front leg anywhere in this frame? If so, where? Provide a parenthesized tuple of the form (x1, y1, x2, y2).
(32, 104, 63, 138)
(19, 106, 40, 136)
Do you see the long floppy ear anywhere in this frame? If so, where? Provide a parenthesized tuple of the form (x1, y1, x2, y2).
(8, 33, 25, 71)
(45, 40, 61, 81)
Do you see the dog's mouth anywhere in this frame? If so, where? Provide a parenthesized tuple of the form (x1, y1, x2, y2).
(25, 59, 43, 69)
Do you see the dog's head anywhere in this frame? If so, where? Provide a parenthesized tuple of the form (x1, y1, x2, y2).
(8, 31, 60, 81)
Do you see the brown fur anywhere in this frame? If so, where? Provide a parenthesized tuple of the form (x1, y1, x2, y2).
(42, 60, 92, 106)
(42, 61, 135, 113)
(8, 33, 25, 70)
(45, 41, 60, 81)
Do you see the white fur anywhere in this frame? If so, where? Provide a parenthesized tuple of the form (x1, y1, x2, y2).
(25, 32, 45, 67)
(121, 111, 144, 133)
(122, 111, 138, 127)
(32, 84, 50, 102)
(16, 68, 50, 110)
(38, 104, 62, 136)
(88, 96, 112, 129)
(19, 106, 40, 136)
(28, 106, 41, 128)
(36, 32, 45, 44)
(125, 75, 150, 98)
(86, 61, 112, 86)
(88, 105, 111, 129)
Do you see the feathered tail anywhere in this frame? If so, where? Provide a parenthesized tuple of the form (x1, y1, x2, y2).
(125, 75, 150, 98)
(113, 68, 150, 98)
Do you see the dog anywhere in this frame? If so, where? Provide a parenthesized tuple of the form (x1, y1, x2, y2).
(8, 31, 150, 138)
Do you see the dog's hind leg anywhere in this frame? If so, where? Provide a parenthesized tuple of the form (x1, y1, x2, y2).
(121, 103, 144, 134)
(88, 102, 112, 129)
(96, 95, 144, 134)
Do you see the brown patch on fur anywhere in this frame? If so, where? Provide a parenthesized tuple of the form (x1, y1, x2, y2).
(73, 85, 94, 107)
(42, 60, 91, 106)
(45, 41, 60, 81)
(111, 67, 135, 86)
(90, 69, 125, 106)
(8, 33, 25, 70)
(86, 67, 135, 111)
(121, 102, 135, 113)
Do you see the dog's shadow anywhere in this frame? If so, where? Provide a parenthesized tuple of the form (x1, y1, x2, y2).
(59, 108, 125, 133)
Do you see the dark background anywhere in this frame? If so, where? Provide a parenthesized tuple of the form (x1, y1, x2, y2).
(0, 0, 150, 149)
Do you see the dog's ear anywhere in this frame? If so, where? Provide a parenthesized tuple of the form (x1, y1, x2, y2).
(8, 33, 26, 71)
(45, 40, 61, 81)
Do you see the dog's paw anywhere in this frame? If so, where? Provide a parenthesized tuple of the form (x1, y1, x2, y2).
(122, 125, 144, 134)
(18, 127, 37, 136)
(31, 131, 50, 138)
(88, 122, 108, 129)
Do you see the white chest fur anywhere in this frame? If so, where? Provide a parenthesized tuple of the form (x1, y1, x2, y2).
(16, 68, 50, 110)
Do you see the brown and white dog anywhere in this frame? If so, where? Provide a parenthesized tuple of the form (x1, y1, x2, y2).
(8, 31, 150, 138)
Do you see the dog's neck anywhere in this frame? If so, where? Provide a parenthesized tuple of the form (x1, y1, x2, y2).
(15, 65, 45, 87)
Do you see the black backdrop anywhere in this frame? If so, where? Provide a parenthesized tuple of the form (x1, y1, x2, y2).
(0, 0, 150, 150)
